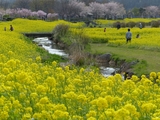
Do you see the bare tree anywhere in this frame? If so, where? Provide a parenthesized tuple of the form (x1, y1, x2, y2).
(30, 0, 43, 11)
(0, 0, 10, 10)
(54, 0, 70, 19)
(67, 0, 86, 20)
(40, 0, 55, 13)
(14, 0, 30, 9)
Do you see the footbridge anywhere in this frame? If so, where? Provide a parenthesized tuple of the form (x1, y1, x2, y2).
(22, 32, 53, 39)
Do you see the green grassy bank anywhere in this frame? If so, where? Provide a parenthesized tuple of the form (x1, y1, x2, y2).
(90, 43, 160, 75)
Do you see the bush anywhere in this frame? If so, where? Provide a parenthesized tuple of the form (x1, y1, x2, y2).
(151, 21, 159, 27)
(3, 15, 14, 21)
(112, 22, 126, 28)
(120, 22, 126, 28)
(112, 22, 118, 28)
(53, 24, 69, 44)
(126, 21, 136, 28)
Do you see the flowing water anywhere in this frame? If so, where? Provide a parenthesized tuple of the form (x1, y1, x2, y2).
(33, 37, 121, 78)
(33, 37, 68, 57)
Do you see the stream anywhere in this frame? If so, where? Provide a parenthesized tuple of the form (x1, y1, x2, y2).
(33, 37, 120, 78)
(33, 37, 68, 57)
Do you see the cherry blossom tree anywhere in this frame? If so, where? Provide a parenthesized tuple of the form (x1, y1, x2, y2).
(31, 11, 39, 18)
(6, 9, 18, 18)
(104, 2, 126, 19)
(47, 13, 59, 21)
(67, 0, 86, 20)
(89, 2, 105, 19)
(80, 6, 92, 18)
(145, 6, 159, 18)
(54, 0, 70, 19)
(37, 10, 47, 19)
(17, 8, 32, 18)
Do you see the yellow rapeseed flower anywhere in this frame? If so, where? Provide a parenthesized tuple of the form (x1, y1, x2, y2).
(141, 103, 157, 113)
(77, 94, 87, 104)
(2, 68, 10, 75)
(0, 111, 9, 120)
(86, 110, 96, 118)
(36, 85, 47, 94)
(22, 113, 31, 120)
(52, 110, 69, 119)
(96, 97, 108, 110)
(150, 72, 157, 79)
(114, 108, 130, 120)
(36, 56, 41, 63)
(39, 97, 49, 104)
(87, 117, 96, 120)
(104, 109, 115, 118)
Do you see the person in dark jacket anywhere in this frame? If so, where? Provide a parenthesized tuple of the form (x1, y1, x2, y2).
(10, 25, 14, 31)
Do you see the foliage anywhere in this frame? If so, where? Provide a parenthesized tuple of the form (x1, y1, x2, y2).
(2, 14, 14, 21)
(52, 24, 70, 44)
(151, 20, 159, 27)
(126, 21, 136, 28)
(133, 60, 148, 77)
(61, 28, 91, 66)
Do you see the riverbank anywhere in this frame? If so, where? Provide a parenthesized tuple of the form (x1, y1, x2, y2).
(90, 43, 160, 75)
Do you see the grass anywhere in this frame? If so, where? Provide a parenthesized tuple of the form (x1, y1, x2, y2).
(90, 43, 160, 75)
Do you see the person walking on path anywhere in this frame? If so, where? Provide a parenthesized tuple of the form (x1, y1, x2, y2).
(126, 28, 132, 43)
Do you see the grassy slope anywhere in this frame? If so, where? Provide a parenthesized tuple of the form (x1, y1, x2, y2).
(90, 43, 160, 74)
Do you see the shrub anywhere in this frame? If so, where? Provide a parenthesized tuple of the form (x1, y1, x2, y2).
(112, 22, 125, 28)
(53, 24, 69, 44)
(112, 22, 118, 28)
(120, 22, 126, 28)
(151, 21, 159, 27)
(126, 21, 136, 28)
(3, 15, 14, 21)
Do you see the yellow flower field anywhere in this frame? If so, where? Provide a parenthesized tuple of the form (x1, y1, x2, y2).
(0, 18, 160, 119)
(79, 27, 160, 50)
(96, 18, 160, 25)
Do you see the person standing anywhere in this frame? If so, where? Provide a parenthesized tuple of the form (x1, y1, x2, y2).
(10, 25, 14, 31)
(4, 27, 6, 31)
(139, 23, 142, 29)
(117, 22, 121, 29)
(126, 28, 132, 43)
